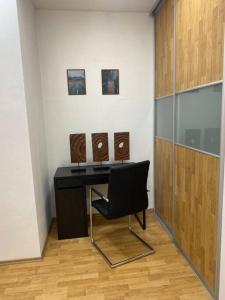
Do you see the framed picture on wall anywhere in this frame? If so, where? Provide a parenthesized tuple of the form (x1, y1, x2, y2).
(67, 69, 86, 95)
(102, 69, 119, 95)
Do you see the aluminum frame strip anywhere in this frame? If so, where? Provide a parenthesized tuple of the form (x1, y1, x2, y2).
(176, 80, 223, 95)
(215, 34, 225, 300)
(175, 143, 220, 158)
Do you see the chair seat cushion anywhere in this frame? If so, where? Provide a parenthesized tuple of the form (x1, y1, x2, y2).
(92, 199, 111, 219)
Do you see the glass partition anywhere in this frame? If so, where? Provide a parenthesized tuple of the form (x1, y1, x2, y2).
(155, 96, 173, 141)
(175, 83, 222, 155)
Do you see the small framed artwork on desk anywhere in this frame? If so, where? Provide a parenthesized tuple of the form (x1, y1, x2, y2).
(67, 69, 86, 95)
(102, 69, 119, 95)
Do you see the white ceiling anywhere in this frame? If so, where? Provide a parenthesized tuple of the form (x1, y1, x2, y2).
(32, 0, 157, 12)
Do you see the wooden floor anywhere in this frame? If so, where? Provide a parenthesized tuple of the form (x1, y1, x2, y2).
(0, 213, 211, 300)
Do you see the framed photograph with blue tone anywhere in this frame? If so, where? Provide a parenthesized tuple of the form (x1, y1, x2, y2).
(102, 69, 119, 95)
(67, 69, 86, 95)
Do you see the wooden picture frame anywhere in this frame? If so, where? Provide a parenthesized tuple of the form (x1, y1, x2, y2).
(92, 133, 109, 162)
(70, 133, 86, 163)
(114, 132, 130, 161)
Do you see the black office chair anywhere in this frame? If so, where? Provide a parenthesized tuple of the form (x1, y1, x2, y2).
(89, 160, 155, 268)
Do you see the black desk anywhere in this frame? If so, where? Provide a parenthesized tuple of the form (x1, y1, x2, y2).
(54, 163, 146, 240)
(54, 163, 125, 239)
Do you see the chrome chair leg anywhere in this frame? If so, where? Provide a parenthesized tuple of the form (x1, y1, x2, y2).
(89, 196, 155, 268)
(89, 186, 113, 267)
(89, 186, 93, 242)
(128, 215, 155, 251)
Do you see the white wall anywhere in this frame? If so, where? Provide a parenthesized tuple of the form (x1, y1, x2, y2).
(36, 10, 155, 214)
(0, 0, 40, 260)
(17, 0, 51, 252)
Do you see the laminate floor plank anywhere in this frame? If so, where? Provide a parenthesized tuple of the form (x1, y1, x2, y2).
(0, 213, 211, 300)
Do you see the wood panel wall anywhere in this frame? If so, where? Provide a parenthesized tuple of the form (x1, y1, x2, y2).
(174, 145, 219, 291)
(155, 138, 173, 230)
(176, 0, 225, 92)
(154, 1, 224, 293)
(155, 0, 174, 98)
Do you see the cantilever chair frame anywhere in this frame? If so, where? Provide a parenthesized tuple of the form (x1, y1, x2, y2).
(89, 186, 155, 268)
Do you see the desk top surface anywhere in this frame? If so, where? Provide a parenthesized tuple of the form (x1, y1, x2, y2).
(54, 163, 131, 179)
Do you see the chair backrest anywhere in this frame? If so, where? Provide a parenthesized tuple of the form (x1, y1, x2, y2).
(107, 160, 150, 219)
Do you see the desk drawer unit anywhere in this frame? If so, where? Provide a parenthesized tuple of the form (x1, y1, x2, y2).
(55, 186, 88, 239)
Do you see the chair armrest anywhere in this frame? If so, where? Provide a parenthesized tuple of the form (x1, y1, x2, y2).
(91, 187, 109, 202)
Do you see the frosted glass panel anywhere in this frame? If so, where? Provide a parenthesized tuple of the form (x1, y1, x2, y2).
(155, 96, 173, 141)
(175, 84, 222, 155)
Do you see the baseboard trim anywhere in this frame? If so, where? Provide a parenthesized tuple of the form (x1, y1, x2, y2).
(40, 218, 55, 258)
(0, 218, 54, 266)
(153, 210, 174, 241)
(0, 256, 42, 266)
(0, 210, 153, 266)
